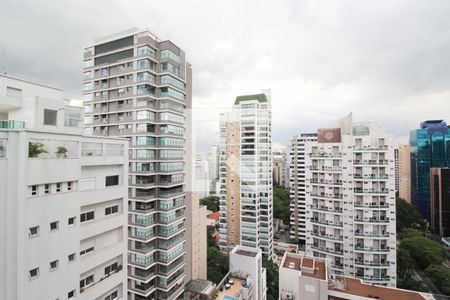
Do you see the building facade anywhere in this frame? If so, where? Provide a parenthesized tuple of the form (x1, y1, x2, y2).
(430, 168, 450, 238)
(193, 153, 211, 198)
(0, 75, 128, 300)
(410, 120, 450, 220)
(279, 252, 432, 300)
(218, 92, 273, 258)
(398, 144, 411, 203)
(304, 114, 397, 287)
(83, 28, 192, 300)
(289, 133, 317, 245)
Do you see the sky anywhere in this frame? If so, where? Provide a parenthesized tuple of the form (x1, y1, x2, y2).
(1, 0, 450, 152)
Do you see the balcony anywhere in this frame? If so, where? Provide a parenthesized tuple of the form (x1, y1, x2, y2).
(355, 246, 390, 252)
(310, 205, 343, 213)
(355, 260, 390, 267)
(310, 152, 342, 158)
(310, 179, 342, 186)
(0, 120, 25, 129)
(311, 231, 343, 241)
(354, 202, 389, 209)
(353, 174, 389, 180)
(353, 159, 389, 165)
(354, 217, 389, 224)
(311, 218, 343, 228)
(354, 231, 390, 238)
(353, 188, 389, 195)
(355, 275, 391, 282)
(311, 245, 344, 255)
(310, 166, 342, 172)
(310, 192, 343, 200)
(353, 145, 388, 151)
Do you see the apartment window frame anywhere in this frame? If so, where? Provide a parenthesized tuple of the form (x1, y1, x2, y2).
(79, 273, 94, 289)
(29, 267, 39, 280)
(50, 259, 59, 271)
(29, 226, 40, 238)
(67, 181, 72, 191)
(105, 205, 119, 216)
(104, 261, 118, 276)
(68, 290, 75, 299)
(68, 217, 76, 226)
(80, 211, 95, 223)
(44, 184, 50, 194)
(31, 185, 38, 196)
(50, 221, 59, 232)
(56, 183, 61, 192)
(68, 253, 76, 263)
(43, 109, 58, 126)
(79, 246, 94, 256)
(104, 290, 119, 300)
(105, 175, 119, 187)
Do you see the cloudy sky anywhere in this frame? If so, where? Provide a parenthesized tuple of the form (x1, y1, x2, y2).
(1, 0, 450, 152)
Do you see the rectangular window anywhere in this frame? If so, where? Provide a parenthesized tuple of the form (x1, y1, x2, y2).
(29, 267, 39, 279)
(80, 274, 94, 289)
(50, 260, 59, 271)
(105, 290, 119, 300)
(50, 221, 59, 231)
(68, 290, 75, 299)
(67, 182, 72, 191)
(68, 217, 76, 226)
(80, 211, 95, 223)
(79, 246, 94, 256)
(43, 109, 57, 125)
(44, 184, 50, 194)
(105, 205, 119, 216)
(68, 253, 76, 263)
(56, 183, 61, 192)
(105, 175, 119, 187)
(104, 262, 118, 275)
(29, 226, 39, 237)
(31, 185, 37, 196)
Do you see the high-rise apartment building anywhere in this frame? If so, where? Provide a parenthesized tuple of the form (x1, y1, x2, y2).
(0, 75, 128, 300)
(304, 114, 397, 287)
(289, 133, 317, 245)
(218, 92, 273, 258)
(398, 144, 411, 203)
(83, 28, 192, 300)
(430, 168, 450, 238)
(394, 148, 399, 196)
(193, 153, 211, 197)
(410, 120, 450, 220)
(209, 144, 219, 194)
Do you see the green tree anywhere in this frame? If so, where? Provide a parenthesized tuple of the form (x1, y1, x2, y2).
(400, 230, 446, 269)
(425, 264, 450, 295)
(273, 187, 290, 224)
(200, 196, 220, 212)
(396, 198, 425, 232)
(207, 247, 229, 283)
(263, 258, 279, 300)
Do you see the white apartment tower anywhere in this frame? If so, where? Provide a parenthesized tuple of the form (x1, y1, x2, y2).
(83, 28, 192, 300)
(218, 92, 273, 258)
(304, 114, 397, 287)
(289, 133, 317, 245)
(0, 75, 128, 300)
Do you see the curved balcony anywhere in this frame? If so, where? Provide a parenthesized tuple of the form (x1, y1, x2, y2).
(355, 246, 390, 253)
(353, 188, 389, 195)
(311, 231, 343, 241)
(354, 260, 390, 267)
(353, 159, 389, 166)
(354, 203, 389, 209)
(310, 166, 342, 172)
(310, 179, 342, 186)
(311, 245, 344, 256)
(354, 231, 390, 238)
(310, 192, 343, 200)
(354, 217, 389, 224)
(311, 218, 343, 228)
(310, 153, 342, 158)
(311, 205, 343, 213)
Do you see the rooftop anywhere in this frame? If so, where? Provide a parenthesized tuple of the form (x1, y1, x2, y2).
(282, 255, 326, 280)
(234, 93, 267, 105)
(184, 278, 216, 296)
(235, 249, 258, 257)
(207, 211, 220, 221)
(216, 276, 247, 300)
(330, 277, 428, 300)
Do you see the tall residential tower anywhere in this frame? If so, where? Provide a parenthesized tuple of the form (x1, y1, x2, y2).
(218, 92, 273, 258)
(304, 114, 397, 287)
(83, 28, 192, 300)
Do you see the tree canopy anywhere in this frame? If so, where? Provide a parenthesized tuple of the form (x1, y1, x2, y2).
(273, 187, 290, 224)
(200, 196, 220, 212)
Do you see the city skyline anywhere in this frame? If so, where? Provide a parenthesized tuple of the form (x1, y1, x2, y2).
(1, 0, 450, 152)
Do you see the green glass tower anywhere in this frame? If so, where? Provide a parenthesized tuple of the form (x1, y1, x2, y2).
(410, 120, 450, 220)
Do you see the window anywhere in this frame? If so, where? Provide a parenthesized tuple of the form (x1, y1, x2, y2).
(80, 211, 95, 223)
(67, 182, 72, 191)
(80, 274, 94, 289)
(63, 253, 75, 265)
(68, 290, 75, 299)
(56, 183, 61, 192)
(68, 217, 76, 226)
(104, 262, 118, 276)
(44, 184, 50, 194)
(105, 175, 119, 187)
(105, 205, 119, 216)
(29, 226, 39, 237)
(31, 185, 37, 196)
(50, 221, 59, 231)
(80, 246, 94, 256)
(29, 267, 39, 279)
(43, 109, 57, 126)
(105, 290, 119, 300)
(50, 260, 59, 271)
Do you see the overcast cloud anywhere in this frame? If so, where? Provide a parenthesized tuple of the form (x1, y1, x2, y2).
(1, 0, 450, 151)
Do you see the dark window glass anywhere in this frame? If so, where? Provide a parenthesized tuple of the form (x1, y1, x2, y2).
(106, 175, 119, 187)
(43, 109, 57, 125)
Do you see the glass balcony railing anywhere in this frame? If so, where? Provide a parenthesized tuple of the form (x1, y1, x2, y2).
(0, 120, 25, 129)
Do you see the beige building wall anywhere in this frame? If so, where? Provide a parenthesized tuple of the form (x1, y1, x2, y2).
(190, 203, 208, 279)
(398, 144, 411, 203)
(226, 122, 241, 249)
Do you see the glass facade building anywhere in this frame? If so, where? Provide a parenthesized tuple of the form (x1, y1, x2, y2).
(410, 120, 450, 220)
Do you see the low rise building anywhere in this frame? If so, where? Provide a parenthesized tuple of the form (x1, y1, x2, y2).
(279, 252, 434, 300)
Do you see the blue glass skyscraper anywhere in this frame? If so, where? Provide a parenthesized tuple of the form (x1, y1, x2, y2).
(410, 120, 450, 220)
